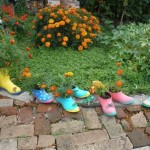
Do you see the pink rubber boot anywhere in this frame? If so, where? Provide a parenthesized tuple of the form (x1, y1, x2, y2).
(110, 91, 134, 104)
(98, 94, 116, 116)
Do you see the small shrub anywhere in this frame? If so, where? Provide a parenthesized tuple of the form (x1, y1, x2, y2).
(98, 23, 150, 77)
(33, 4, 101, 50)
(1, 4, 28, 39)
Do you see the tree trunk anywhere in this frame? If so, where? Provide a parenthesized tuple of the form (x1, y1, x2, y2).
(60, 0, 69, 8)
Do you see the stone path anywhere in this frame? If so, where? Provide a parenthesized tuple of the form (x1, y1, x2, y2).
(0, 94, 150, 150)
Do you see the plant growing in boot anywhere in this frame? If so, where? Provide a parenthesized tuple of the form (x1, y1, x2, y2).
(50, 72, 80, 112)
(90, 80, 116, 116)
(0, 32, 27, 94)
(109, 62, 134, 104)
(32, 82, 53, 103)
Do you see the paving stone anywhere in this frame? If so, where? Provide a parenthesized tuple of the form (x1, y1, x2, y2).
(0, 106, 17, 116)
(94, 136, 133, 150)
(76, 144, 95, 150)
(0, 115, 17, 128)
(62, 110, 83, 120)
(14, 100, 25, 106)
(145, 127, 150, 135)
(73, 130, 109, 146)
(34, 113, 51, 135)
(82, 108, 101, 129)
(130, 111, 147, 127)
(0, 138, 17, 150)
(56, 135, 76, 150)
(18, 136, 37, 149)
(127, 129, 150, 148)
(105, 123, 126, 139)
(51, 120, 85, 135)
(37, 104, 58, 113)
(121, 119, 132, 132)
(100, 115, 116, 126)
(0, 99, 13, 107)
(42, 148, 56, 150)
(95, 107, 103, 116)
(37, 135, 55, 148)
(132, 146, 150, 150)
(116, 108, 126, 119)
(45, 109, 63, 124)
(18, 107, 34, 124)
(144, 112, 150, 121)
(126, 106, 142, 112)
(0, 125, 34, 139)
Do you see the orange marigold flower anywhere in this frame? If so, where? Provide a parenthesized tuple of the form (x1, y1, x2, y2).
(55, 22, 60, 27)
(41, 83, 46, 89)
(76, 34, 80, 39)
(62, 41, 67, 46)
(10, 31, 15, 35)
(28, 53, 33, 58)
(65, 19, 70, 23)
(43, 26, 47, 30)
(37, 33, 41, 37)
(62, 16, 67, 20)
(54, 92, 60, 97)
(116, 62, 122, 66)
(59, 21, 65, 26)
(50, 13, 55, 17)
(46, 34, 52, 38)
(57, 32, 61, 36)
(81, 31, 87, 37)
(45, 42, 51, 47)
(117, 69, 123, 75)
(26, 47, 30, 51)
(78, 45, 83, 51)
(50, 85, 57, 91)
(63, 36, 68, 42)
(49, 19, 54, 24)
(32, 25, 35, 29)
(10, 39, 15, 44)
(38, 15, 43, 20)
(66, 89, 72, 95)
(72, 26, 76, 31)
(116, 80, 123, 87)
(25, 72, 31, 78)
(41, 38, 46, 43)
(24, 67, 29, 72)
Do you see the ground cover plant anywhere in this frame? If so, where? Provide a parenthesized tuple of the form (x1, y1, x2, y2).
(0, 3, 149, 95)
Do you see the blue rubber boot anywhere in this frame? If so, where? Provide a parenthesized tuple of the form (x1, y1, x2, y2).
(72, 86, 90, 98)
(142, 97, 150, 108)
(32, 89, 53, 103)
(56, 96, 80, 112)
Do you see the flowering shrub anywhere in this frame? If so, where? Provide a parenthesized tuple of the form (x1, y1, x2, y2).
(33, 4, 100, 50)
(50, 72, 74, 98)
(1, 4, 28, 38)
(109, 62, 124, 93)
(0, 31, 31, 76)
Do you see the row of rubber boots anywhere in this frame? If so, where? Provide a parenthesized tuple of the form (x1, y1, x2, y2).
(0, 71, 150, 114)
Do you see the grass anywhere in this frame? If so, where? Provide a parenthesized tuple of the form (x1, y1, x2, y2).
(13, 45, 150, 95)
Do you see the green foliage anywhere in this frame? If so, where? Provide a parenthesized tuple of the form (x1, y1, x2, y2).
(14, 0, 28, 16)
(0, 32, 27, 74)
(97, 23, 150, 78)
(79, 0, 150, 23)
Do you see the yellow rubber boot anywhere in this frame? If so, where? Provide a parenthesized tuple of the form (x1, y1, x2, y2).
(0, 70, 21, 95)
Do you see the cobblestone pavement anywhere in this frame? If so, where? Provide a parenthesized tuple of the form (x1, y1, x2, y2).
(0, 94, 150, 150)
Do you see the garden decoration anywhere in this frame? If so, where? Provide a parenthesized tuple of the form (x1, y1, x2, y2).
(33, 4, 100, 51)
(90, 80, 116, 116)
(72, 86, 90, 98)
(32, 83, 53, 103)
(50, 72, 80, 112)
(109, 62, 134, 104)
(77, 95, 95, 106)
(0, 32, 28, 95)
(142, 97, 150, 108)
